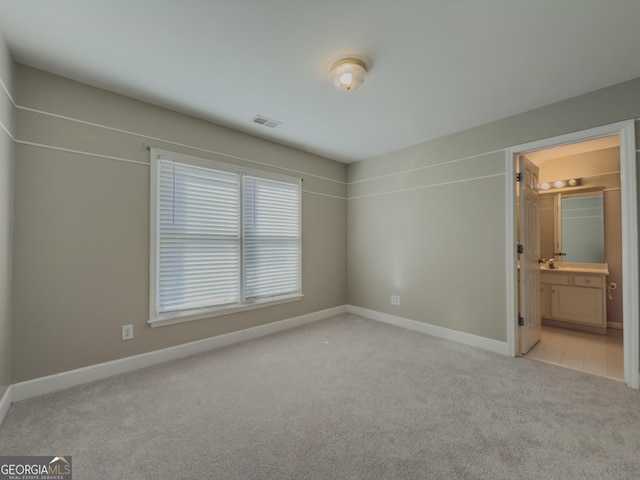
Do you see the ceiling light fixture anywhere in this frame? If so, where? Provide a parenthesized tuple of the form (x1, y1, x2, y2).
(330, 58, 367, 92)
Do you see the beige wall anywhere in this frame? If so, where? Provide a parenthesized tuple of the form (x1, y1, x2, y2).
(347, 77, 640, 342)
(6, 62, 640, 383)
(348, 153, 507, 341)
(0, 32, 14, 398)
(11, 66, 347, 382)
(538, 147, 622, 324)
(539, 195, 555, 265)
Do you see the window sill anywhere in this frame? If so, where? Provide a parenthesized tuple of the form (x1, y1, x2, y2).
(148, 293, 304, 328)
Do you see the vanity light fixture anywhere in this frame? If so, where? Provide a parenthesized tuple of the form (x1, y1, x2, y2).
(538, 178, 581, 191)
(330, 58, 367, 92)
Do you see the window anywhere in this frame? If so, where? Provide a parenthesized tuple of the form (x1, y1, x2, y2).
(149, 149, 302, 326)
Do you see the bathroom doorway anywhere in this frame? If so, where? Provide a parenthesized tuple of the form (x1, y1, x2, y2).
(522, 136, 623, 380)
(505, 121, 639, 389)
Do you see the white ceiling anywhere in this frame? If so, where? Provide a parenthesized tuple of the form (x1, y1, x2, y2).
(2, 1, 640, 164)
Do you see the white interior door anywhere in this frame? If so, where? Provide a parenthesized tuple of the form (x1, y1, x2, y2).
(519, 156, 541, 354)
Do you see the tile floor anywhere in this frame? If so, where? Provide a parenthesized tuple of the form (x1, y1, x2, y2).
(525, 325, 624, 381)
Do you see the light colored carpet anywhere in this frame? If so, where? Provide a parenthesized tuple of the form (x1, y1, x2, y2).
(1, 313, 640, 479)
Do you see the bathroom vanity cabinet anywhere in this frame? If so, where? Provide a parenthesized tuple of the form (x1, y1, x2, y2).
(539, 265, 609, 334)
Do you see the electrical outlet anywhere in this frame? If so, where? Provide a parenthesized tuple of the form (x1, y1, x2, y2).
(391, 295, 401, 305)
(122, 324, 134, 340)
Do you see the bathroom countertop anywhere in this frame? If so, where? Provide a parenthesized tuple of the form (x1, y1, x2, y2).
(539, 262, 609, 275)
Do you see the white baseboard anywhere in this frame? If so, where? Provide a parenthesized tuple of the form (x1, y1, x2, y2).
(6, 304, 513, 405)
(0, 385, 11, 428)
(608, 321, 623, 330)
(11, 305, 347, 403)
(347, 305, 510, 356)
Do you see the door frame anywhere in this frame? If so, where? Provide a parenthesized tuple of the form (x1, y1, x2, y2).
(505, 120, 639, 389)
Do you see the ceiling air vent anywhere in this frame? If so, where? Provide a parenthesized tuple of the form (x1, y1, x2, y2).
(252, 115, 282, 128)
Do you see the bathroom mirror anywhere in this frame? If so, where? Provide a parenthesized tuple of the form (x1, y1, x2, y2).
(540, 190, 604, 263)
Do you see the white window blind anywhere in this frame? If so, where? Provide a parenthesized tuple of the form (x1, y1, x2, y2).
(157, 159, 240, 314)
(243, 176, 301, 301)
(150, 149, 302, 326)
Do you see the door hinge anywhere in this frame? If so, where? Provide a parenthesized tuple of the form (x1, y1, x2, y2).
(516, 172, 522, 182)
(518, 316, 524, 326)
(517, 243, 524, 254)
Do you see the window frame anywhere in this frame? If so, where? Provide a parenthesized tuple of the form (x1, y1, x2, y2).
(149, 148, 303, 327)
